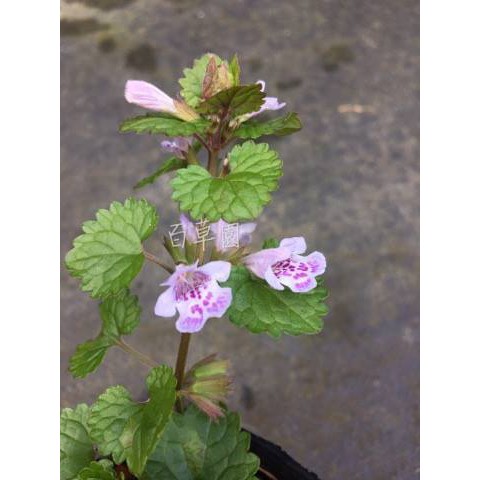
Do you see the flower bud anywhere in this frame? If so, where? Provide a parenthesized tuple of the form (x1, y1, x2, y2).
(202, 56, 234, 99)
(191, 357, 230, 379)
(180, 354, 232, 420)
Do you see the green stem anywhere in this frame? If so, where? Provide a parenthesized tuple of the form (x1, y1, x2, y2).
(207, 148, 219, 175)
(185, 148, 199, 165)
(174, 333, 192, 411)
(115, 339, 158, 368)
(207, 108, 230, 176)
(193, 133, 209, 151)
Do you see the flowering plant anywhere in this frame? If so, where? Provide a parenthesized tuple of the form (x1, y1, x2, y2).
(61, 53, 329, 480)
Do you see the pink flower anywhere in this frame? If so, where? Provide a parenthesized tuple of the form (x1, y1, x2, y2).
(246, 80, 286, 119)
(154, 261, 232, 333)
(179, 213, 198, 244)
(124, 80, 199, 121)
(160, 137, 191, 158)
(125, 80, 176, 112)
(243, 237, 326, 292)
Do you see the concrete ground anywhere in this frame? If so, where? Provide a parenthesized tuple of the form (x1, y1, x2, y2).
(61, 1, 419, 478)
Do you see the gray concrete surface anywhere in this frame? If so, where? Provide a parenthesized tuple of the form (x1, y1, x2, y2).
(61, 1, 419, 478)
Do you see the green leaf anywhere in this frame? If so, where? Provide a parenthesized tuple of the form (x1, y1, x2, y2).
(224, 266, 329, 338)
(128, 367, 177, 476)
(234, 112, 302, 139)
(197, 84, 265, 117)
(69, 290, 142, 378)
(88, 366, 177, 478)
(61, 404, 95, 480)
(171, 141, 282, 222)
(74, 460, 116, 480)
(88, 385, 143, 465)
(142, 406, 259, 480)
(134, 157, 187, 190)
(68, 336, 112, 379)
(179, 53, 222, 108)
(119, 113, 210, 137)
(261, 238, 280, 249)
(100, 289, 141, 338)
(65, 198, 158, 299)
(229, 54, 241, 86)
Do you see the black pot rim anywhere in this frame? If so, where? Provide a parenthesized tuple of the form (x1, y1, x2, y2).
(244, 429, 321, 480)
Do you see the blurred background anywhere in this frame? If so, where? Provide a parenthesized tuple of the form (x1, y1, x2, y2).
(60, 0, 419, 478)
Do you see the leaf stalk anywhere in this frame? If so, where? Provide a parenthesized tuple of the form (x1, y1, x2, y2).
(143, 250, 174, 273)
(115, 339, 158, 369)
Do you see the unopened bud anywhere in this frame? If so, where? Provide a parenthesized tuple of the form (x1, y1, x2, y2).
(193, 359, 230, 379)
(202, 57, 234, 99)
(180, 354, 232, 420)
(190, 377, 232, 398)
(187, 394, 225, 420)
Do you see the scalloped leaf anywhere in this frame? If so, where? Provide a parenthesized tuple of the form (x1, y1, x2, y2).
(179, 53, 222, 108)
(134, 157, 186, 190)
(88, 385, 142, 465)
(197, 84, 265, 117)
(234, 112, 302, 139)
(99, 288, 141, 337)
(61, 404, 94, 480)
(74, 460, 116, 480)
(65, 198, 158, 299)
(119, 113, 210, 137)
(68, 336, 112, 379)
(128, 367, 177, 476)
(224, 266, 329, 337)
(69, 290, 142, 378)
(171, 141, 282, 222)
(88, 366, 176, 478)
(142, 406, 259, 480)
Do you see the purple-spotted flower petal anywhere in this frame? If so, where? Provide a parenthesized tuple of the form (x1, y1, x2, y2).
(211, 219, 257, 252)
(243, 237, 326, 293)
(243, 246, 291, 279)
(154, 261, 232, 333)
(124, 80, 199, 121)
(161, 137, 192, 158)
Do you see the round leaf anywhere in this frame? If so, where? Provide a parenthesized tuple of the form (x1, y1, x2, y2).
(65, 198, 158, 299)
(224, 266, 329, 337)
(60, 404, 94, 480)
(143, 406, 259, 480)
(171, 141, 282, 222)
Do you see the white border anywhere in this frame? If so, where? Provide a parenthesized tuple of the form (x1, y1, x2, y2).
(0, 1, 59, 477)
(2, 1, 480, 478)
(421, 1, 480, 478)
